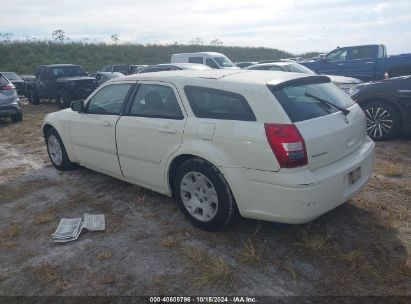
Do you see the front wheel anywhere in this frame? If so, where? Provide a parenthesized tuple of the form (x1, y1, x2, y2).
(56, 90, 72, 109)
(173, 158, 238, 231)
(46, 128, 76, 170)
(362, 101, 401, 141)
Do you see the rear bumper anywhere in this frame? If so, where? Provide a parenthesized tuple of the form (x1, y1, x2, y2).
(0, 102, 21, 117)
(223, 137, 375, 224)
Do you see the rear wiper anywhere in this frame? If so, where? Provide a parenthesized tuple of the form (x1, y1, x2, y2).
(305, 93, 350, 116)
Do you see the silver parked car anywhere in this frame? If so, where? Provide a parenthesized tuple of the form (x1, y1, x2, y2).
(0, 73, 22, 122)
(245, 62, 363, 94)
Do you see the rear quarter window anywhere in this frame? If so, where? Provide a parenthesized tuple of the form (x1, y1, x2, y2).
(270, 82, 355, 122)
(0, 75, 9, 86)
(184, 86, 256, 121)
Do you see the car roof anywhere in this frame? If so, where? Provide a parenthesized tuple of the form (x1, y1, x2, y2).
(172, 52, 224, 56)
(158, 63, 211, 69)
(36, 64, 79, 68)
(114, 69, 318, 86)
(249, 62, 291, 68)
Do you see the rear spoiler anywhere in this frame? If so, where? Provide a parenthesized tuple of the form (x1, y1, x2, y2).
(268, 75, 331, 91)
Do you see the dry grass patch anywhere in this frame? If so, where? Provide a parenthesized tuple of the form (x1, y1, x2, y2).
(97, 250, 112, 261)
(377, 161, 404, 177)
(34, 212, 55, 224)
(3, 223, 22, 240)
(294, 226, 334, 252)
(160, 235, 180, 249)
(238, 236, 265, 265)
(29, 264, 59, 283)
(182, 246, 233, 287)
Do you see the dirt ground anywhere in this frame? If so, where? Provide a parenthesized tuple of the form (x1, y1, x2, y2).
(0, 100, 410, 297)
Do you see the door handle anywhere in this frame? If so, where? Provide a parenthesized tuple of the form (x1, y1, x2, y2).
(337, 63, 345, 66)
(366, 62, 375, 64)
(158, 126, 177, 134)
(398, 90, 411, 93)
(102, 121, 113, 127)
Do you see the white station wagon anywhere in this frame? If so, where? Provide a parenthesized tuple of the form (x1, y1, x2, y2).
(43, 70, 375, 230)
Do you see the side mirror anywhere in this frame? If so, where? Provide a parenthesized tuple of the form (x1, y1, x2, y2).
(71, 100, 84, 112)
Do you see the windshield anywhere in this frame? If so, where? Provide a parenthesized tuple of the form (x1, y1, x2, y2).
(52, 66, 85, 78)
(213, 56, 235, 68)
(270, 82, 355, 122)
(285, 64, 316, 75)
(2, 72, 21, 80)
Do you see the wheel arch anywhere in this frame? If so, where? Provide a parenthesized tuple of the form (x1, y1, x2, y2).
(42, 120, 77, 162)
(166, 152, 231, 198)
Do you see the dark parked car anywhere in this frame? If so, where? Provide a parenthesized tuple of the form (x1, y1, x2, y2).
(93, 72, 124, 86)
(136, 63, 211, 74)
(26, 64, 98, 108)
(21, 75, 36, 97)
(0, 73, 22, 122)
(349, 75, 411, 140)
(99, 65, 130, 75)
(235, 62, 257, 68)
(0, 72, 25, 95)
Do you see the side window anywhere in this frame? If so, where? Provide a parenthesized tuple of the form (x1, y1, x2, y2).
(268, 66, 285, 71)
(350, 46, 373, 60)
(95, 74, 102, 81)
(189, 57, 203, 64)
(326, 49, 348, 61)
(206, 58, 219, 69)
(87, 83, 132, 115)
(184, 86, 256, 121)
(128, 84, 184, 119)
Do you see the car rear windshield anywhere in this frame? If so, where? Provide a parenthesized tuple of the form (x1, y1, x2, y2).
(2, 72, 21, 80)
(184, 86, 256, 121)
(269, 80, 355, 122)
(52, 66, 84, 78)
(0, 75, 9, 86)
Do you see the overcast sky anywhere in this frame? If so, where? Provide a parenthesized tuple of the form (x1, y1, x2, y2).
(1, 0, 411, 54)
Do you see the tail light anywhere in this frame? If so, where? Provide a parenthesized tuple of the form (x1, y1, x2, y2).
(264, 123, 308, 168)
(0, 84, 15, 91)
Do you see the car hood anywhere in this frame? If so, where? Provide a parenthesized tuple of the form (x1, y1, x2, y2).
(324, 75, 362, 84)
(56, 76, 96, 82)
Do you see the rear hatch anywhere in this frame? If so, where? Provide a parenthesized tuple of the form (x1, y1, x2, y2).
(269, 76, 367, 170)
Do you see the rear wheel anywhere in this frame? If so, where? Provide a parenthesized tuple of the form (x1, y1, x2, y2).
(362, 101, 401, 141)
(173, 158, 238, 231)
(10, 113, 23, 123)
(46, 128, 76, 170)
(56, 90, 72, 109)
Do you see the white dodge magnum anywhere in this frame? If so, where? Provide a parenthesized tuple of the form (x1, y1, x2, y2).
(43, 70, 375, 230)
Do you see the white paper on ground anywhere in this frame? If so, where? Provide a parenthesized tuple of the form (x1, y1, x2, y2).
(83, 213, 105, 231)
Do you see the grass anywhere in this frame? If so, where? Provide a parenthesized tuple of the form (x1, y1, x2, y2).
(182, 246, 233, 287)
(28, 264, 59, 283)
(294, 226, 334, 252)
(97, 250, 112, 261)
(378, 161, 403, 177)
(34, 212, 55, 224)
(238, 236, 265, 265)
(3, 223, 22, 240)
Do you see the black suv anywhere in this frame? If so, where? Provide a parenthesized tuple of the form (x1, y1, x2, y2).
(26, 64, 98, 108)
(350, 75, 411, 140)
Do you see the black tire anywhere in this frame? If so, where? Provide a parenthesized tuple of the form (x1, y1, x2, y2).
(10, 113, 23, 123)
(45, 128, 76, 171)
(173, 157, 238, 231)
(30, 90, 40, 105)
(56, 90, 72, 109)
(362, 100, 401, 141)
